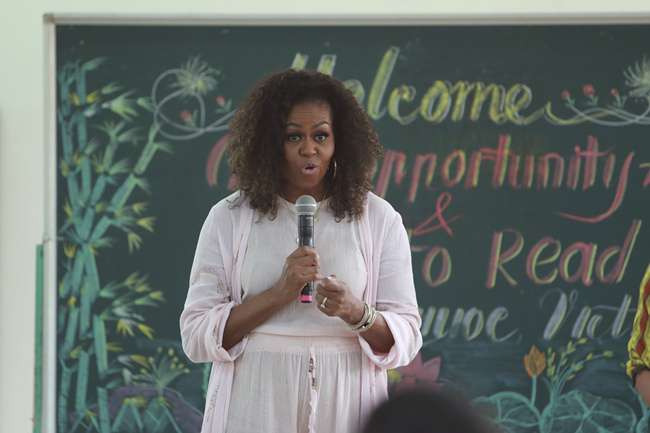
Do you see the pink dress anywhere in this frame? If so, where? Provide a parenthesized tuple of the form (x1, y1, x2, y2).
(180, 192, 422, 433)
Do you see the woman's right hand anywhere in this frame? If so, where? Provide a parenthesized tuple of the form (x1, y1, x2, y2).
(272, 246, 322, 302)
(222, 246, 322, 350)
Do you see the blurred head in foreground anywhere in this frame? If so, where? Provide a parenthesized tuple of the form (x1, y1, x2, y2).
(362, 387, 491, 433)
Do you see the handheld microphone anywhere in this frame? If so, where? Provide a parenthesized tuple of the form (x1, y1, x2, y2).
(296, 195, 317, 303)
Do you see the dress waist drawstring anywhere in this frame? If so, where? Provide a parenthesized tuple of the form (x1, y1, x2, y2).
(308, 345, 318, 433)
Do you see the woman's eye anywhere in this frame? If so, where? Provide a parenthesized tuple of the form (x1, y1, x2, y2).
(314, 133, 328, 142)
(287, 134, 300, 142)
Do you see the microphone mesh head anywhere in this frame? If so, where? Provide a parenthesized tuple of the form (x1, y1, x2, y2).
(295, 195, 317, 215)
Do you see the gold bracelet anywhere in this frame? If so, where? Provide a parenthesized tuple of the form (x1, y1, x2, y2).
(347, 302, 370, 331)
(357, 306, 377, 333)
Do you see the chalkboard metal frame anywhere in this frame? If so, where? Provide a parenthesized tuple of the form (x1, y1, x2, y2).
(42, 16, 58, 433)
(43, 14, 650, 433)
(44, 12, 650, 26)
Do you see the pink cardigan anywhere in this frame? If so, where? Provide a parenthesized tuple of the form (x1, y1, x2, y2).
(180, 191, 422, 433)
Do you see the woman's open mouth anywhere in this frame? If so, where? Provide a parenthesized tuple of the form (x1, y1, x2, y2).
(301, 162, 319, 175)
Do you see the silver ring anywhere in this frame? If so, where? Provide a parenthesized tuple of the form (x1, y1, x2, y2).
(320, 297, 328, 308)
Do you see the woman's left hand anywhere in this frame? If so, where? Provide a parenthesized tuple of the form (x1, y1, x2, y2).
(317, 275, 396, 353)
(315, 275, 365, 326)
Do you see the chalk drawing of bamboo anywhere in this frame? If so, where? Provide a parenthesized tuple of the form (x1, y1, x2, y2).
(57, 57, 165, 432)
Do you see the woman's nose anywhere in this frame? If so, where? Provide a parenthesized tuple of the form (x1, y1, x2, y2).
(300, 139, 317, 155)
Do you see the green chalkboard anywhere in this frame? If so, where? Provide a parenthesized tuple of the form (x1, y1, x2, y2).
(54, 23, 650, 432)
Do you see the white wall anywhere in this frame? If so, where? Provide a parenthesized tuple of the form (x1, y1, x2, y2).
(2, 1, 650, 432)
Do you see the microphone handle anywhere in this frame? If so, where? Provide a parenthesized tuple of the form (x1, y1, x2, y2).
(298, 215, 314, 303)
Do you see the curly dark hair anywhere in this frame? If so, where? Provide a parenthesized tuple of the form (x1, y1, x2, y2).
(227, 69, 383, 221)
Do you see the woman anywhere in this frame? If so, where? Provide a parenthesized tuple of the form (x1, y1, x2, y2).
(180, 69, 422, 433)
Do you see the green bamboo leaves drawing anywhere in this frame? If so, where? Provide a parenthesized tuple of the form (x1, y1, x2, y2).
(57, 57, 168, 432)
(131, 348, 190, 393)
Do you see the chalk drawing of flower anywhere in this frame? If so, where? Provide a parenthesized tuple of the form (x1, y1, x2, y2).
(179, 109, 196, 127)
(547, 56, 650, 126)
(170, 55, 218, 97)
(214, 94, 232, 114)
(624, 56, 650, 99)
(180, 110, 192, 122)
(387, 353, 443, 395)
(152, 56, 233, 141)
(610, 88, 627, 108)
(561, 89, 574, 107)
(524, 345, 546, 406)
(524, 345, 546, 378)
(583, 84, 598, 106)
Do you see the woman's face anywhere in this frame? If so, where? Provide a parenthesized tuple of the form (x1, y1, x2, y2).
(281, 100, 335, 203)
